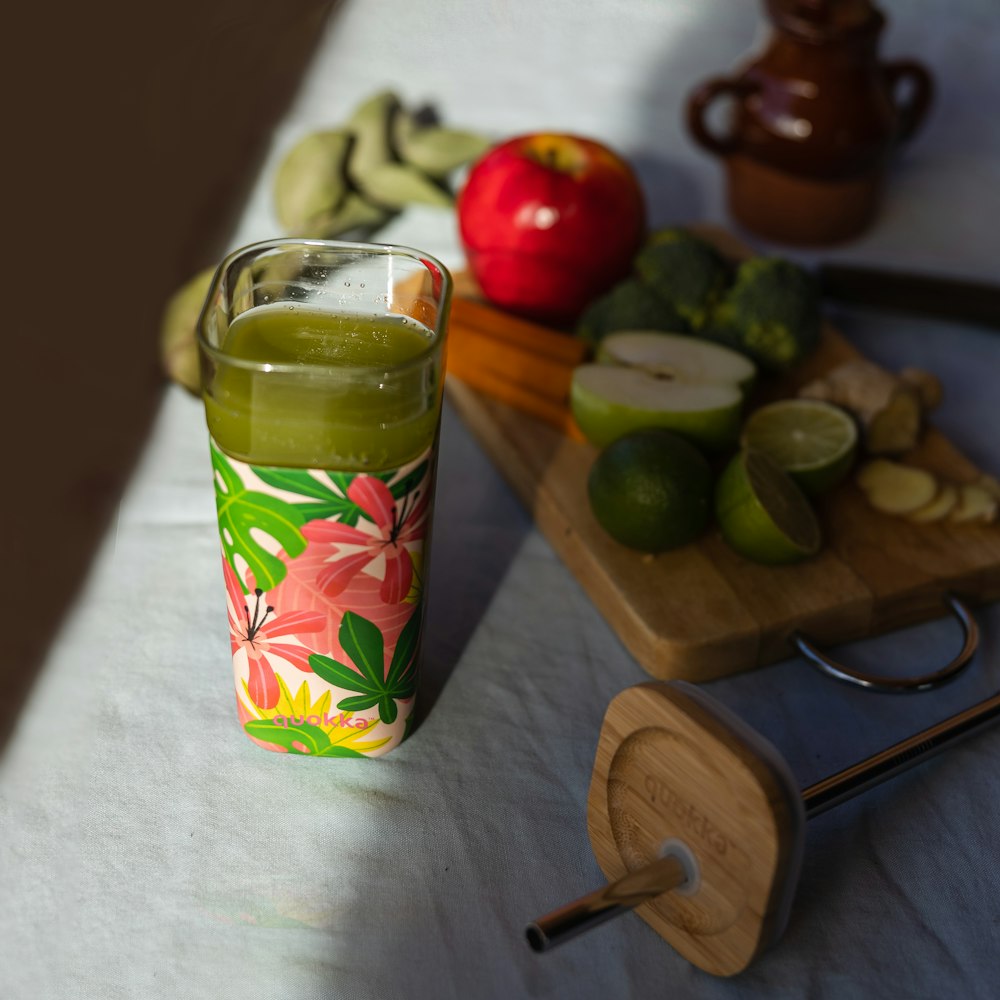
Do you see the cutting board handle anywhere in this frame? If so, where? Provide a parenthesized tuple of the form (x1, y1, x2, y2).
(792, 594, 978, 692)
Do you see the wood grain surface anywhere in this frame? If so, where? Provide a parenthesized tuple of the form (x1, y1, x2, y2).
(444, 232, 1000, 681)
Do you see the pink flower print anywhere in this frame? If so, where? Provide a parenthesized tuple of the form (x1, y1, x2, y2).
(267, 549, 413, 664)
(223, 558, 325, 709)
(303, 475, 429, 605)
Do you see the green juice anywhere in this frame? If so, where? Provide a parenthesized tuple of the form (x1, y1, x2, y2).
(204, 304, 443, 470)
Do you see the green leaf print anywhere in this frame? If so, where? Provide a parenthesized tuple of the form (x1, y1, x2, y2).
(340, 612, 386, 688)
(246, 459, 429, 529)
(243, 719, 369, 758)
(244, 719, 331, 754)
(211, 443, 307, 591)
(336, 694, 381, 712)
(316, 745, 366, 758)
(308, 655, 381, 696)
(383, 459, 430, 502)
(250, 466, 364, 526)
(385, 599, 421, 688)
(308, 605, 420, 725)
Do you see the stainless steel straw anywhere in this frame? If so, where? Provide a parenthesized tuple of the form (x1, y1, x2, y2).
(528, 678, 1000, 951)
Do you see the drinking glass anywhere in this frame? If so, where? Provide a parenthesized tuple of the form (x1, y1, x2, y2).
(198, 239, 451, 757)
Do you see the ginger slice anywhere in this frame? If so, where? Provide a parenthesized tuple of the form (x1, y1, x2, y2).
(856, 459, 938, 515)
(948, 483, 999, 524)
(907, 483, 958, 523)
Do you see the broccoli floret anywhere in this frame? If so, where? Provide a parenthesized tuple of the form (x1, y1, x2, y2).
(575, 277, 688, 346)
(703, 257, 821, 372)
(633, 228, 732, 330)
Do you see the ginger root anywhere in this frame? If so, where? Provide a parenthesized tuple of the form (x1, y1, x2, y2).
(950, 483, 1000, 524)
(856, 459, 998, 526)
(908, 483, 958, 523)
(799, 360, 942, 455)
(856, 459, 937, 515)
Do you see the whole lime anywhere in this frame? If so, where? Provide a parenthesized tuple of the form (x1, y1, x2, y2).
(588, 429, 712, 553)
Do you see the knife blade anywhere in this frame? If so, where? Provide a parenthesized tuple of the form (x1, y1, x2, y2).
(816, 263, 1000, 329)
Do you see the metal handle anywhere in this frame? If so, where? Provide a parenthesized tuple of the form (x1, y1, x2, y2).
(792, 594, 979, 692)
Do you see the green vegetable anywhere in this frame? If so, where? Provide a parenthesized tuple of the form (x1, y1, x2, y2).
(272, 129, 353, 234)
(575, 277, 687, 346)
(344, 90, 401, 185)
(302, 191, 391, 240)
(703, 257, 822, 372)
(356, 161, 454, 210)
(634, 228, 732, 329)
(159, 266, 216, 394)
(394, 122, 493, 179)
(272, 91, 488, 241)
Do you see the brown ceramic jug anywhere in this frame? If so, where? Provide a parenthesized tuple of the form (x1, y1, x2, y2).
(686, 0, 934, 245)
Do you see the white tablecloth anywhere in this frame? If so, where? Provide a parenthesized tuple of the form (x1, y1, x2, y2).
(3, 2, 999, 997)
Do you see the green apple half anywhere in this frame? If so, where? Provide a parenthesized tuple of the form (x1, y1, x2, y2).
(571, 331, 756, 451)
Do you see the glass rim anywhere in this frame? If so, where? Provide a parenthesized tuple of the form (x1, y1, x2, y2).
(196, 237, 452, 378)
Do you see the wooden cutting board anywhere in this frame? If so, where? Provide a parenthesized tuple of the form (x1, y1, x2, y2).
(443, 232, 1000, 682)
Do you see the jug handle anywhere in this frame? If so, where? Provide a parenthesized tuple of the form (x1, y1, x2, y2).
(883, 59, 934, 143)
(686, 77, 757, 157)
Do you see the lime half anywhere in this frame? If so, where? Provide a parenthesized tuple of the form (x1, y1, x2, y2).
(715, 449, 822, 565)
(741, 399, 858, 495)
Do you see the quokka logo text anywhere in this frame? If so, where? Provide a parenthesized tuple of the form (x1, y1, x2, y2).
(271, 712, 373, 730)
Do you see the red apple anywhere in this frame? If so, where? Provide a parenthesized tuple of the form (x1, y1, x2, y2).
(457, 133, 646, 324)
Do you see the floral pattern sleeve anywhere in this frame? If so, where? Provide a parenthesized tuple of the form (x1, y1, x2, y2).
(210, 439, 434, 757)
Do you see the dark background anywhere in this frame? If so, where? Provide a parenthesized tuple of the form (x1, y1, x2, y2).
(2, 1, 337, 746)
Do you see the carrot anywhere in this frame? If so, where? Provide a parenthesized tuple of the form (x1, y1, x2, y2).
(442, 295, 592, 438)
(400, 295, 438, 328)
(449, 323, 574, 403)
(449, 297, 589, 366)
(446, 345, 585, 440)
